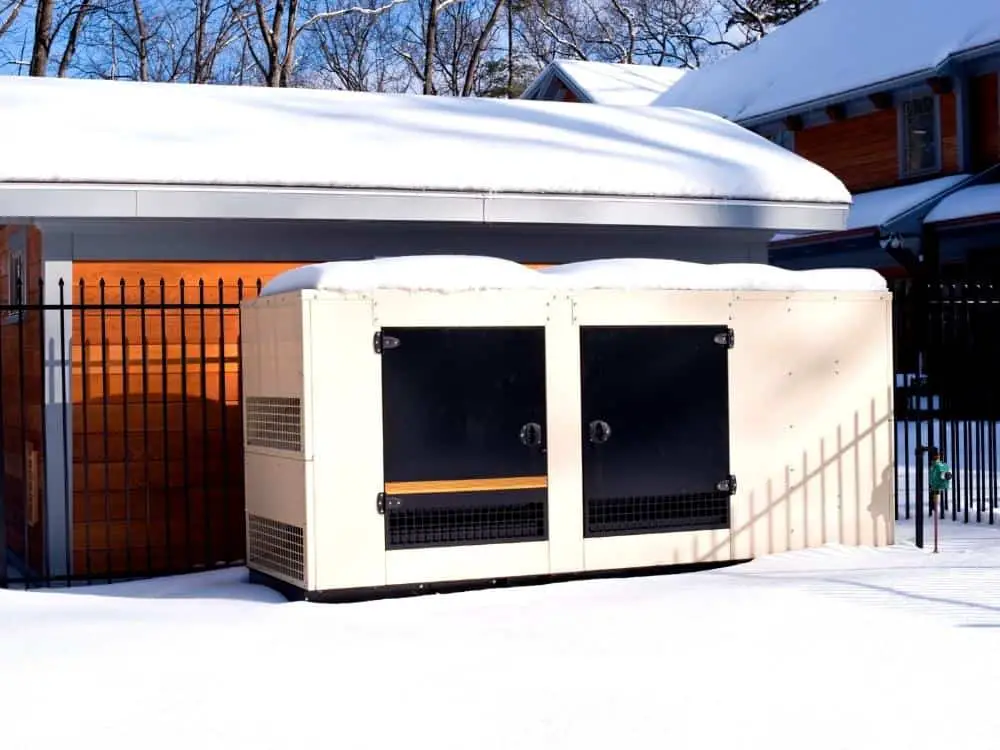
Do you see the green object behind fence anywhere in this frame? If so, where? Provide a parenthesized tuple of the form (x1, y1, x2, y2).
(930, 459, 953, 493)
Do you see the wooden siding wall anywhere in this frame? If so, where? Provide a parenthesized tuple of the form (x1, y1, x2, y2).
(793, 91, 971, 194)
(794, 109, 900, 193)
(940, 91, 960, 175)
(552, 81, 579, 102)
(71, 261, 301, 577)
(973, 73, 1000, 170)
(0, 225, 45, 571)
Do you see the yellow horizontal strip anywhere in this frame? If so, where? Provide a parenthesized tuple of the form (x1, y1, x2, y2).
(385, 476, 548, 495)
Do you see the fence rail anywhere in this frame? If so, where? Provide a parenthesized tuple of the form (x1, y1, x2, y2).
(1, 276, 261, 588)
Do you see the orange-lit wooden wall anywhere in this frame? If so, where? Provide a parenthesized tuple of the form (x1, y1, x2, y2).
(973, 73, 999, 170)
(0, 225, 45, 571)
(792, 80, 1000, 196)
(71, 261, 303, 577)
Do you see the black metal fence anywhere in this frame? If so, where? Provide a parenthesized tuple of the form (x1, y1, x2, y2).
(892, 279, 1000, 544)
(1, 276, 261, 589)
(4, 274, 998, 585)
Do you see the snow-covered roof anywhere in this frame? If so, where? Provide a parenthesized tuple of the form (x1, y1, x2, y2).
(844, 175, 971, 230)
(654, 0, 1000, 124)
(522, 60, 687, 106)
(260, 255, 887, 296)
(261, 256, 548, 295)
(0, 75, 850, 232)
(925, 183, 1000, 224)
(770, 175, 972, 243)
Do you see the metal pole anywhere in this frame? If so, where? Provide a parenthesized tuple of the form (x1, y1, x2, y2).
(915, 445, 925, 549)
(932, 491, 939, 554)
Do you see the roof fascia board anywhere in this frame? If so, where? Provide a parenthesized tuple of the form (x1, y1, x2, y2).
(519, 64, 556, 99)
(741, 41, 1000, 129)
(0, 183, 849, 232)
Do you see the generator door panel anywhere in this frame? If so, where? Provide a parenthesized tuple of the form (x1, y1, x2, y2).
(378, 327, 548, 550)
(580, 325, 733, 537)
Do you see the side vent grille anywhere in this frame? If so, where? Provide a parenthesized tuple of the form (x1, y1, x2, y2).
(246, 396, 302, 452)
(247, 514, 305, 582)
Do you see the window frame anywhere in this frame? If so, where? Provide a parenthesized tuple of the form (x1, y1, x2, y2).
(4, 228, 27, 322)
(898, 93, 942, 179)
(765, 129, 796, 151)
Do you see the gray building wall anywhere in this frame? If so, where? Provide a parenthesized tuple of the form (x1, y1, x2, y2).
(37, 218, 773, 265)
(25, 216, 771, 578)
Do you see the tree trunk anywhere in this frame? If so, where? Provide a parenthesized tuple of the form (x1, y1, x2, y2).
(505, 0, 513, 97)
(462, 0, 505, 96)
(278, 0, 299, 86)
(57, 0, 91, 77)
(132, 0, 150, 81)
(29, 0, 54, 76)
(422, 0, 437, 94)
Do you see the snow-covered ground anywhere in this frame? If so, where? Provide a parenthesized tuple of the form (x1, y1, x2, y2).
(3, 514, 1000, 750)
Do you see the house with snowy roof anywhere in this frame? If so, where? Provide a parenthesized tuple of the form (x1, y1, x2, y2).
(0, 73, 849, 584)
(520, 59, 687, 106)
(654, 0, 1000, 278)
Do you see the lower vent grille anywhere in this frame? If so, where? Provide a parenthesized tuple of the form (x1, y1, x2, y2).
(585, 492, 731, 537)
(384, 489, 547, 550)
(248, 514, 305, 582)
(246, 396, 302, 452)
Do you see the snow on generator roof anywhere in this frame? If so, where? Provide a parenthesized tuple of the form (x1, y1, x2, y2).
(654, 0, 1000, 124)
(0, 75, 849, 230)
(260, 256, 887, 296)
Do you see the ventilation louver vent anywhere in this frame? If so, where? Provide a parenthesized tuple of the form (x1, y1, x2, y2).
(585, 491, 731, 537)
(248, 514, 305, 582)
(246, 396, 302, 452)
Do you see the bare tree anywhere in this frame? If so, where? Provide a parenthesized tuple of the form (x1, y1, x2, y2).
(516, 0, 739, 71)
(631, 0, 736, 67)
(232, 0, 409, 86)
(306, 0, 409, 91)
(30, 0, 106, 75)
(397, 0, 513, 96)
(722, 0, 817, 46)
(56, 0, 94, 75)
(1, 0, 26, 40)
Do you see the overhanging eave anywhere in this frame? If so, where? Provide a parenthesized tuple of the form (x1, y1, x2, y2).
(0, 183, 849, 233)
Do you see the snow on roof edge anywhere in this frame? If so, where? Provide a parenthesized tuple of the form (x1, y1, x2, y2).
(0, 74, 852, 207)
(259, 256, 888, 297)
(924, 182, 1000, 224)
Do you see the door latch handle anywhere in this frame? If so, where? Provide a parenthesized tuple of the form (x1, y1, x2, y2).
(588, 419, 611, 444)
(519, 421, 543, 448)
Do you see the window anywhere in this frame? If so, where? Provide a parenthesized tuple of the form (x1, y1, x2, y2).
(901, 96, 940, 176)
(766, 130, 795, 151)
(5, 228, 26, 318)
(8, 247, 24, 306)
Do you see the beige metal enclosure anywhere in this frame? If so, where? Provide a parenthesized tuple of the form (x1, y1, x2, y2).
(240, 256, 894, 601)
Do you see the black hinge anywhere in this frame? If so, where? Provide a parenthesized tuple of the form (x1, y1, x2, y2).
(373, 331, 400, 354)
(376, 492, 401, 514)
(716, 475, 737, 495)
(713, 328, 734, 349)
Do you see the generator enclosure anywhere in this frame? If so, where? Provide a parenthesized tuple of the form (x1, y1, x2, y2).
(241, 256, 894, 601)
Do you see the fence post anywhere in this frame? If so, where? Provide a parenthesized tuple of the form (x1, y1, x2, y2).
(0, 297, 6, 588)
(915, 445, 926, 549)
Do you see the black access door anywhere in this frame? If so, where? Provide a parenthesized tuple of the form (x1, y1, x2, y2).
(379, 327, 548, 549)
(581, 325, 734, 537)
